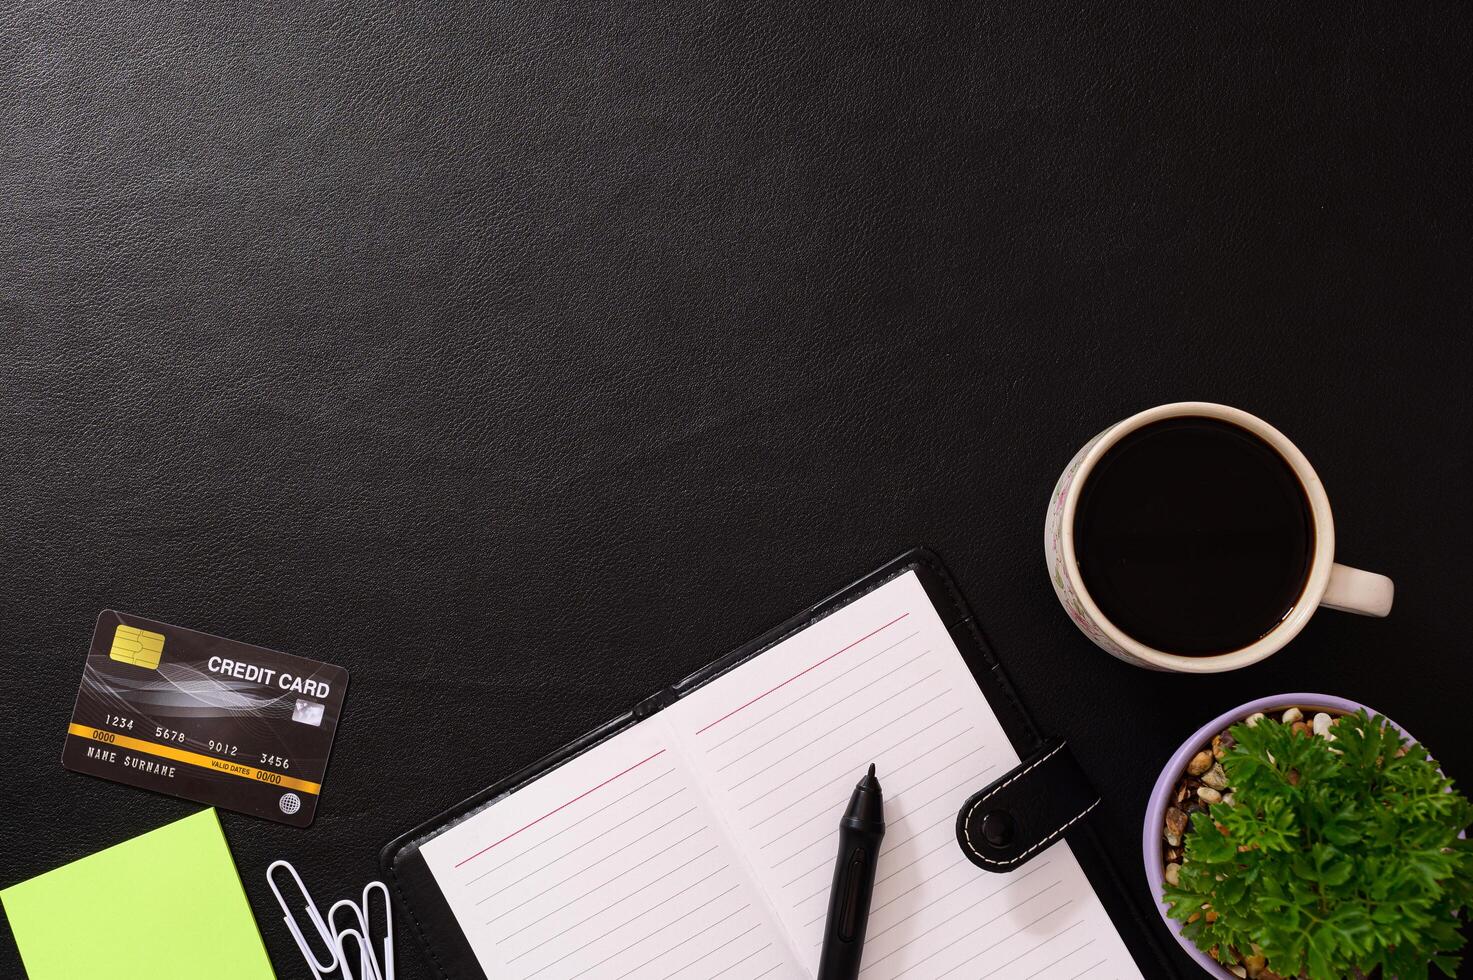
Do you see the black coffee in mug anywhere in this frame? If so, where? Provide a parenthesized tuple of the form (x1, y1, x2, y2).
(1072, 416, 1314, 655)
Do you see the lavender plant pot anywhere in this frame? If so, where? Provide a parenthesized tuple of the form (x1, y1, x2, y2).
(1142, 693, 1412, 979)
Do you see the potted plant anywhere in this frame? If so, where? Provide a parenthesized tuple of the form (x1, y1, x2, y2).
(1142, 693, 1473, 979)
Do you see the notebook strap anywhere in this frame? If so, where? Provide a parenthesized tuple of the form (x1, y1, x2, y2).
(954, 738, 1100, 871)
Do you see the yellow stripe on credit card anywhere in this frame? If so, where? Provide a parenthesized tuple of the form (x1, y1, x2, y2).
(66, 723, 321, 795)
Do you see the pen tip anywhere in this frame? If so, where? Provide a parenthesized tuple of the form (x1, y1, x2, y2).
(867, 762, 876, 778)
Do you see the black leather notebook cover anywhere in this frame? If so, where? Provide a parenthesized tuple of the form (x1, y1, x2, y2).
(381, 548, 1179, 979)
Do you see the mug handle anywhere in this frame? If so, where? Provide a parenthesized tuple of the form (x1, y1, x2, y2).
(1320, 563, 1394, 617)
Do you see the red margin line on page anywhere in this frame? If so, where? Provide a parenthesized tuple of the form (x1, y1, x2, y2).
(454, 749, 668, 868)
(693, 612, 911, 736)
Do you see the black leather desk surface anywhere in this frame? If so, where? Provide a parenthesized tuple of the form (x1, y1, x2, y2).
(3, 4, 1470, 978)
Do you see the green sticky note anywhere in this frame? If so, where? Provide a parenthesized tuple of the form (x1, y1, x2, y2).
(1, 808, 274, 979)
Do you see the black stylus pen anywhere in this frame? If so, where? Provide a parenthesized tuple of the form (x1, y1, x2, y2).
(817, 763, 886, 980)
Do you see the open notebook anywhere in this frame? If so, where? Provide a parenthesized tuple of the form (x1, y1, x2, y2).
(405, 569, 1145, 980)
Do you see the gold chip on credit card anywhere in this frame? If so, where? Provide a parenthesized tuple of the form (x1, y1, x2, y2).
(109, 624, 165, 670)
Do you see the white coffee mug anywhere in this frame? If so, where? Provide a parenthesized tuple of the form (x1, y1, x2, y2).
(1045, 402, 1393, 673)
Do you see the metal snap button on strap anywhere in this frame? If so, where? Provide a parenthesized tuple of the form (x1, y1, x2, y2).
(955, 738, 1100, 872)
(979, 809, 1016, 848)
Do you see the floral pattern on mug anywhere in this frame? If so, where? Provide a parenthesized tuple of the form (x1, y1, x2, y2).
(1044, 427, 1150, 667)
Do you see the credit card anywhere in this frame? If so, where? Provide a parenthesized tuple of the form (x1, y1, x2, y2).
(61, 611, 348, 827)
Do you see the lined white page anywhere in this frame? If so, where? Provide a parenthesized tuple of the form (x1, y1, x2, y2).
(669, 571, 1142, 980)
(419, 570, 1142, 979)
(419, 723, 803, 980)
